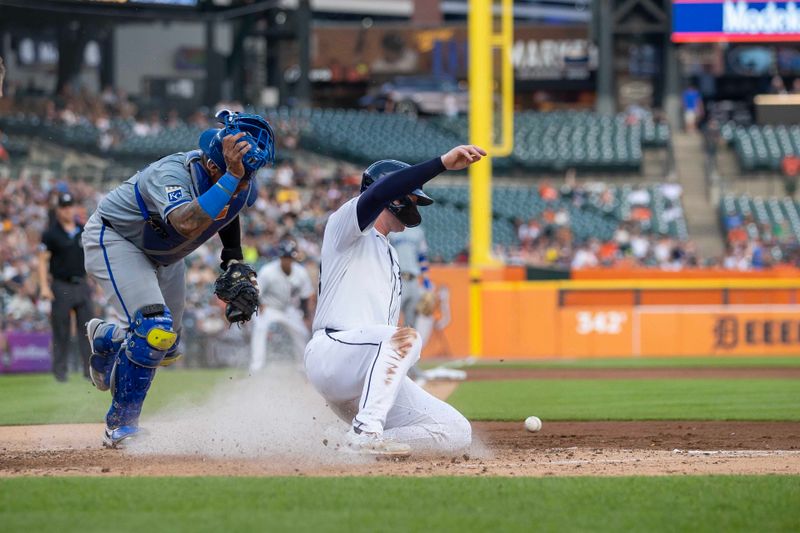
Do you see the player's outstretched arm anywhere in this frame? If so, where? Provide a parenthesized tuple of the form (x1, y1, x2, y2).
(169, 133, 251, 239)
(356, 144, 486, 230)
(440, 145, 487, 170)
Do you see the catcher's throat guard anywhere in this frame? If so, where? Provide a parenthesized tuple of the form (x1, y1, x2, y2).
(361, 159, 434, 228)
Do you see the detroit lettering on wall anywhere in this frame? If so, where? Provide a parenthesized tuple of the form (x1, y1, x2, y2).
(714, 316, 800, 349)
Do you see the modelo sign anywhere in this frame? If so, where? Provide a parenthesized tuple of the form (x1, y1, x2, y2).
(673, 0, 800, 42)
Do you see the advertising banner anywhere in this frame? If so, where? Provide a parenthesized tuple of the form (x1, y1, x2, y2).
(673, 0, 800, 43)
(1, 331, 51, 373)
(423, 269, 800, 359)
(284, 24, 593, 83)
(637, 306, 800, 356)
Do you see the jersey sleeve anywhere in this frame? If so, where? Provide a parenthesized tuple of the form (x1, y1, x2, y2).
(297, 265, 314, 300)
(139, 161, 195, 221)
(40, 227, 55, 252)
(256, 265, 270, 302)
(245, 180, 258, 208)
(327, 197, 373, 251)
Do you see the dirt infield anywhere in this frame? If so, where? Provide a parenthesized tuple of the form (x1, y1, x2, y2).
(464, 367, 800, 380)
(2, 420, 799, 478)
(2, 366, 798, 479)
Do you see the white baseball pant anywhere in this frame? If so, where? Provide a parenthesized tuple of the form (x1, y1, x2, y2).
(250, 307, 309, 372)
(304, 325, 471, 453)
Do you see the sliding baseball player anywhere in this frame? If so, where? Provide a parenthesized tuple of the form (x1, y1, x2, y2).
(304, 145, 486, 456)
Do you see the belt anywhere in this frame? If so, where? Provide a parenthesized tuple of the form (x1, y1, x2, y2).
(101, 217, 115, 230)
(401, 273, 416, 281)
(312, 327, 339, 338)
(54, 276, 85, 284)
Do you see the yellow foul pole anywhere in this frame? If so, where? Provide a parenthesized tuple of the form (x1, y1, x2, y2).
(468, 0, 513, 357)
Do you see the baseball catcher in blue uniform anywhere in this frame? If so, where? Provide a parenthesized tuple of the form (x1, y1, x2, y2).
(83, 110, 274, 447)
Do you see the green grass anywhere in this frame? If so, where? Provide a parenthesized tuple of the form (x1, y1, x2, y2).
(3, 368, 799, 426)
(0, 369, 238, 426)
(444, 356, 800, 370)
(448, 379, 800, 421)
(1, 476, 798, 532)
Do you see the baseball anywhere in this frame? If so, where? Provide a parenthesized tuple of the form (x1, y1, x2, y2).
(524, 416, 542, 432)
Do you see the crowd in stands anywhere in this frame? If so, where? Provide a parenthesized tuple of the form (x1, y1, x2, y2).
(3, 87, 800, 343)
(500, 179, 697, 270)
(0, 84, 302, 157)
(720, 195, 800, 270)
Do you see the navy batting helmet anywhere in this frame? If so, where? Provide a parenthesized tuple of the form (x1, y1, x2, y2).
(361, 159, 434, 228)
(277, 240, 298, 258)
(199, 109, 275, 176)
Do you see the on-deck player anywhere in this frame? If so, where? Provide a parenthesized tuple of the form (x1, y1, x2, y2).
(389, 226, 467, 384)
(250, 240, 314, 372)
(304, 144, 486, 456)
(83, 110, 274, 447)
(388, 225, 434, 343)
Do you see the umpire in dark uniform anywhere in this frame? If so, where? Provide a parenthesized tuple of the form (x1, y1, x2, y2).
(38, 192, 93, 382)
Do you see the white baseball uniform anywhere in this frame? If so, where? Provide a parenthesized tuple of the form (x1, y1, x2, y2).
(304, 197, 471, 452)
(389, 225, 435, 344)
(250, 259, 313, 372)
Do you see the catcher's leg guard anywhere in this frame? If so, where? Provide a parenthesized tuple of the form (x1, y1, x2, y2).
(87, 319, 124, 391)
(160, 332, 182, 367)
(106, 304, 177, 429)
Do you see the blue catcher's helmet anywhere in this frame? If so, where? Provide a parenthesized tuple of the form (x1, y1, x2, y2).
(361, 159, 434, 228)
(199, 109, 276, 176)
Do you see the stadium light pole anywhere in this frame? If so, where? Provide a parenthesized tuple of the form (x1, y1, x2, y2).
(468, 0, 513, 357)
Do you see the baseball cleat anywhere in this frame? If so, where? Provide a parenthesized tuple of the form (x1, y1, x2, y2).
(86, 319, 117, 391)
(103, 425, 141, 449)
(344, 429, 411, 457)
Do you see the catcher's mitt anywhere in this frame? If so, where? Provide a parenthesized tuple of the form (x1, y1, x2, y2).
(415, 290, 438, 316)
(214, 261, 259, 324)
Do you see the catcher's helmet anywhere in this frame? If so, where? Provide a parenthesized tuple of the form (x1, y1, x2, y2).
(199, 109, 275, 176)
(361, 159, 434, 228)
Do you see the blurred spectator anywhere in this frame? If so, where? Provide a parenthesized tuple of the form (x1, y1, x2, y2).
(704, 119, 722, 172)
(682, 84, 702, 132)
(539, 181, 558, 202)
(627, 187, 650, 206)
(769, 75, 788, 95)
(571, 243, 598, 269)
(0, 130, 8, 162)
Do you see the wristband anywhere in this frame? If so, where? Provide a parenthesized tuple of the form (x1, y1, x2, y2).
(198, 173, 239, 218)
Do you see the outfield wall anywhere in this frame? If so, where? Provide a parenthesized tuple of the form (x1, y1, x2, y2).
(423, 267, 800, 359)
